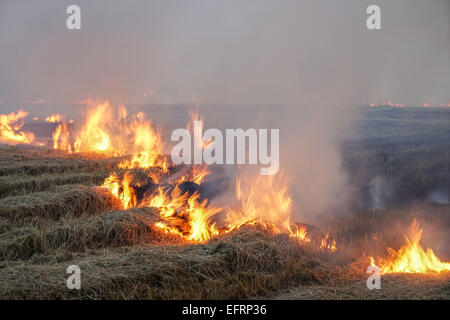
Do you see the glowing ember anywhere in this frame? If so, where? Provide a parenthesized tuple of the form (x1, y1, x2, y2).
(371, 219, 450, 274)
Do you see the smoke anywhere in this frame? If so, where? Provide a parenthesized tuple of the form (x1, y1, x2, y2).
(427, 189, 449, 205)
(369, 175, 393, 210)
(282, 104, 356, 221)
(0, 0, 448, 109)
(0, 1, 448, 222)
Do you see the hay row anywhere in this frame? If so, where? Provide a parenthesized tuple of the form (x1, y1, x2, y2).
(275, 272, 450, 300)
(0, 227, 333, 299)
(0, 172, 110, 198)
(0, 145, 58, 162)
(0, 158, 120, 177)
(0, 185, 121, 225)
(0, 207, 184, 261)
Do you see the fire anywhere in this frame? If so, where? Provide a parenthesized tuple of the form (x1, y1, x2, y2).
(146, 185, 221, 242)
(185, 192, 220, 242)
(50, 100, 167, 169)
(320, 232, 337, 252)
(73, 101, 114, 153)
(101, 172, 137, 209)
(226, 171, 292, 232)
(92, 107, 341, 249)
(95, 106, 220, 243)
(288, 222, 310, 243)
(187, 108, 213, 149)
(369, 101, 405, 108)
(117, 111, 166, 170)
(45, 114, 64, 123)
(52, 121, 73, 152)
(102, 172, 221, 242)
(149, 187, 221, 242)
(0, 110, 36, 145)
(176, 165, 210, 185)
(65, 106, 344, 251)
(225, 170, 311, 244)
(371, 219, 450, 274)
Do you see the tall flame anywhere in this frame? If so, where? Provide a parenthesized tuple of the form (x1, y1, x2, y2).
(73, 101, 114, 153)
(117, 112, 166, 170)
(51, 100, 166, 169)
(52, 121, 73, 152)
(101, 172, 137, 210)
(185, 192, 220, 242)
(225, 170, 310, 243)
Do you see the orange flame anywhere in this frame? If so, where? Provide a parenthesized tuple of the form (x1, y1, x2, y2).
(45, 114, 64, 123)
(0, 111, 36, 145)
(372, 219, 450, 274)
(117, 112, 166, 170)
(176, 165, 210, 185)
(185, 192, 220, 242)
(187, 108, 213, 149)
(150, 189, 220, 242)
(226, 171, 292, 232)
(225, 170, 312, 244)
(52, 121, 73, 152)
(101, 172, 137, 209)
(73, 101, 114, 153)
(145, 185, 220, 242)
(51, 100, 166, 168)
(95, 108, 341, 249)
(320, 231, 337, 252)
(103, 173, 221, 242)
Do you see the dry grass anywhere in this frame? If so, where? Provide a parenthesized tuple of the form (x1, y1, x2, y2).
(0, 145, 448, 300)
(0, 207, 184, 261)
(275, 273, 450, 300)
(0, 144, 124, 176)
(0, 185, 122, 225)
(0, 227, 335, 299)
(0, 172, 110, 197)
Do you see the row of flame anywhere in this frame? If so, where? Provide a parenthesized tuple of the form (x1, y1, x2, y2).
(0, 101, 449, 274)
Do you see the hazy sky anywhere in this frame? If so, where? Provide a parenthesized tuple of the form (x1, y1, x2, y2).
(0, 0, 448, 108)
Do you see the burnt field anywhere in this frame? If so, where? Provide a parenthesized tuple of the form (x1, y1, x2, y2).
(0, 106, 449, 299)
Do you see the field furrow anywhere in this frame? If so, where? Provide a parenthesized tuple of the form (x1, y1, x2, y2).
(0, 185, 122, 225)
